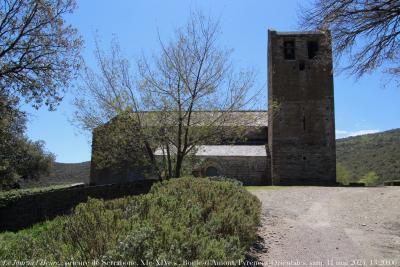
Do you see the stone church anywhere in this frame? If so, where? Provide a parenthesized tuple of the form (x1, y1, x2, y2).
(90, 30, 336, 186)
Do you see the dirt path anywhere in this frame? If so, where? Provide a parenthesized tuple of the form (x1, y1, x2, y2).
(251, 187, 400, 267)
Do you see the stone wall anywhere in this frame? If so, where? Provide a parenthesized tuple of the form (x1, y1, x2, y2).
(194, 156, 271, 185)
(0, 180, 156, 232)
(89, 124, 157, 185)
(268, 30, 336, 185)
(89, 113, 269, 186)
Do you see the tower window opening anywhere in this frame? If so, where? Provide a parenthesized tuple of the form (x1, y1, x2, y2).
(284, 40, 295, 60)
(307, 41, 319, 59)
(302, 115, 306, 131)
(299, 61, 305, 71)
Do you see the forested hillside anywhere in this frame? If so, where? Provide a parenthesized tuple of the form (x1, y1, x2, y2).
(336, 129, 400, 185)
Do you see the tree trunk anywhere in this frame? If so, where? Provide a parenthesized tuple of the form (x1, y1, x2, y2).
(174, 153, 182, 178)
(144, 141, 162, 181)
(166, 144, 172, 179)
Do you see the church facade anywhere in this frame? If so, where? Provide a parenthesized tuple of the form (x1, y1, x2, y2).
(90, 30, 336, 186)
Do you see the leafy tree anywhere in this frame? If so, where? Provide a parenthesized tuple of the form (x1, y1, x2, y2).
(0, 94, 54, 190)
(74, 13, 260, 179)
(299, 0, 400, 82)
(0, 0, 82, 110)
(13, 139, 55, 181)
(0, 136, 55, 190)
(0, 93, 24, 187)
(0, 0, 80, 189)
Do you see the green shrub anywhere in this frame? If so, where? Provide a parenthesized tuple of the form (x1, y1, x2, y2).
(336, 163, 350, 185)
(359, 171, 380, 186)
(0, 216, 68, 260)
(0, 177, 261, 264)
(208, 175, 244, 186)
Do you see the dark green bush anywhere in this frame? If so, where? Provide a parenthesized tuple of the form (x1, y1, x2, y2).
(0, 177, 261, 265)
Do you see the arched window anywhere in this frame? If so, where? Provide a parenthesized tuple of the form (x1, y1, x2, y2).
(205, 166, 219, 177)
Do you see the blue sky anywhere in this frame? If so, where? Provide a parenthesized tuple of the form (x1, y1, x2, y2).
(22, 0, 400, 163)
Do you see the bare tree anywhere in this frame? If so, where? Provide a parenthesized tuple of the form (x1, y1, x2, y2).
(138, 13, 259, 178)
(73, 37, 137, 130)
(72, 36, 159, 179)
(0, 0, 82, 110)
(299, 0, 400, 81)
(74, 13, 260, 179)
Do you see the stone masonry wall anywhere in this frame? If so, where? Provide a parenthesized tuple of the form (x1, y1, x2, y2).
(196, 156, 271, 185)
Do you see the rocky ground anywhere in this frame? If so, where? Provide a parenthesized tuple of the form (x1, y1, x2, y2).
(249, 187, 400, 267)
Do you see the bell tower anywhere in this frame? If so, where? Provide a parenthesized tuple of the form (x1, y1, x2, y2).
(267, 30, 336, 185)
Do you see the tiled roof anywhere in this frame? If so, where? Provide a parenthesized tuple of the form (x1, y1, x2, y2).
(195, 145, 267, 156)
(155, 145, 267, 157)
(106, 110, 268, 127)
(189, 111, 268, 127)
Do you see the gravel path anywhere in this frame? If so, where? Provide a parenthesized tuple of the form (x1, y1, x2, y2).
(251, 187, 400, 267)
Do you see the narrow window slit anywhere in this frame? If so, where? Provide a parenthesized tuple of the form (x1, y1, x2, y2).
(299, 61, 305, 71)
(307, 41, 319, 59)
(284, 40, 295, 60)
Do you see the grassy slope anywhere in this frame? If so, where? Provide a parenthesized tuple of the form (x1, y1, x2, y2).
(23, 129, 400, 187)
(336, 128, 400, 184)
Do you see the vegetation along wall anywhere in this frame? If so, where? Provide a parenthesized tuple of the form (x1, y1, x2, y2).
(0, 180, 156, 232)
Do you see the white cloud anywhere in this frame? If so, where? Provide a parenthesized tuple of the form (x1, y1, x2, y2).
(336, 130, 348, 135)
(336, 129, 380, 138)
(349, 129, 380, 136)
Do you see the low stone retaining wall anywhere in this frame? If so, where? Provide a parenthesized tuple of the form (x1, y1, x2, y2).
(384, 180, 400, 186)
(0, 180, 156, 232)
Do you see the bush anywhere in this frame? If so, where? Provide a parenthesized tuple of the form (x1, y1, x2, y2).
(336, 163, 350, 185)
(359, 171, 380, 186)
(0, 177, 261, 264)
(207, 175, 244, 186)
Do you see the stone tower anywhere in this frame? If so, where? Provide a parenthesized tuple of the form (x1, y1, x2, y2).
(268, 30, 336, 185)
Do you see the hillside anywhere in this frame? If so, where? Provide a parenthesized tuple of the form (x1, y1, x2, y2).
(21, 162, 91, 188)
(336, 128, 400, 185)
